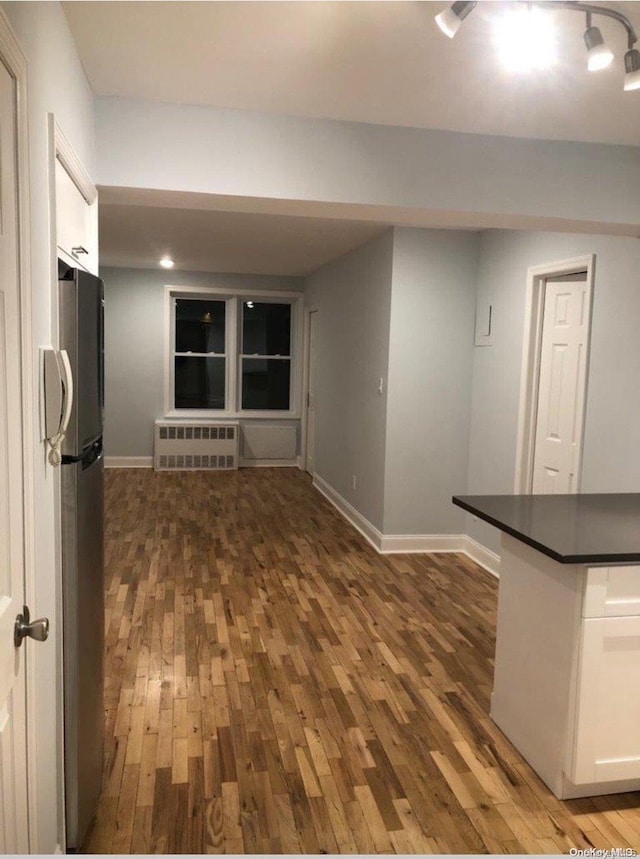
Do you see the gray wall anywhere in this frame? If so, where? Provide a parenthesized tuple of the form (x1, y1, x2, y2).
(106, 228, 640, 554)
(467, 230, 640, 553)
(96, 97, 640, 232)
(305, 226, 640, 549)
(102, 267, 302, 457)
(383, 228, 479, 535)
(2, 1, 95, 851)
(305, 231, 394, 531)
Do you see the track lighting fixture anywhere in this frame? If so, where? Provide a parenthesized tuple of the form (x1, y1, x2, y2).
(434, 1, 476, 39)
(583, 25, 614, 70)
(584, 14, 614, 71)
(433, 1, 638, 90)
(624, 48, 640, 91)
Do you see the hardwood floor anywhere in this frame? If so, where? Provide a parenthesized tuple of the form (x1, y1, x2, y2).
(84, 467, 640, 854)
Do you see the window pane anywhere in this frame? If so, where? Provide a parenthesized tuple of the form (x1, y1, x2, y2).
(241, 359, 290, 410)
(242, 302, 291, 356)
(175, 357, 225, 409)
(175, 299, 225, 353)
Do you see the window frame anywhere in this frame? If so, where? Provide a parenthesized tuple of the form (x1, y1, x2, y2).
(240, 297, 293, 412)
(164, 284, 303, 419)
(172, 295, 230, 411)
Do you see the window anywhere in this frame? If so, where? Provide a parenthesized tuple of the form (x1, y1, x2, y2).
(174, 299, 226, 409)
(241, 302, 291, 410)
(167, 288, 301, 416)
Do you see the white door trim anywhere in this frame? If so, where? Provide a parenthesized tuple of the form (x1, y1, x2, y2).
(514, 254, 595, 494)
(0, 7, 38, 850)
(300, 306, 318, 472)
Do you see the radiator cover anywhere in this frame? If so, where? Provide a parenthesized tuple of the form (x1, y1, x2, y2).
(154, 421, 239, 471)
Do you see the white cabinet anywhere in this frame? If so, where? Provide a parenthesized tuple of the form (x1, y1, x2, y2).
(570, 565, 640, 787)
(571, 615, 640, 784)
(582, 565, 640, 618)
(55, 155, 98, 275)
(491, 537, 640, 799)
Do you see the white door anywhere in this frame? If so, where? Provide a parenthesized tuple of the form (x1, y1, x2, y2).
(305, 311, 318, 475)
(532, 278, 589, 494)
(0, 56, 30, 852)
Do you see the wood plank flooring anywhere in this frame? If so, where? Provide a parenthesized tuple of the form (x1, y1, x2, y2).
(84, 467, 640, 853)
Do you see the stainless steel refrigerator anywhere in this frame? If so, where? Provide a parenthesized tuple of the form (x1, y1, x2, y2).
(59, 260, 105, 850)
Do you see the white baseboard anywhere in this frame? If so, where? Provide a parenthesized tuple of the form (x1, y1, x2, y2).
(239, 458, 298, 468)
(379, 533, 467, 554)
(461, 535, 501, 578)
(104, 456, 153, 469)
(312, 473, 501, 576)
(312, 473, 384, 552)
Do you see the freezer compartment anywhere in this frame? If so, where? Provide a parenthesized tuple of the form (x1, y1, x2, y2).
(61, 447, 105, 849)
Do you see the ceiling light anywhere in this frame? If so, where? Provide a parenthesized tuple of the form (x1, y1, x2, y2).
(584, 25, 614, 71)
(435, 1, 638, 92)
(159, 257, 174, 269)
(495, 6, 557, 72)
(434, 1, 476, 39)
(624, 48, 640, 90)
(245, 301, 254, 309)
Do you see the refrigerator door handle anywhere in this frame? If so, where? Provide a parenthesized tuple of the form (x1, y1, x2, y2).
(58, 349, 74, 436)
(43, 347, 74, 466)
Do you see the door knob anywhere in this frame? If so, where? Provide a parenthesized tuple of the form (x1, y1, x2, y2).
(14, 606, 50, 647)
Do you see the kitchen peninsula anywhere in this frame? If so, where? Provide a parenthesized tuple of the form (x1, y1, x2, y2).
(453, 493, 640, 800)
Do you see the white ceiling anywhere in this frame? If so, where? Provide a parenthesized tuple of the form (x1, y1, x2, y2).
(65, 1, 640, 146)
(98, 199, 388, 274)
(76, 1, 640, 273)
(98, 186, 639, 274)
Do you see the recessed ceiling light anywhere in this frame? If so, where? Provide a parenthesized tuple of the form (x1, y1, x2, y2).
(159, 257, 174, 269)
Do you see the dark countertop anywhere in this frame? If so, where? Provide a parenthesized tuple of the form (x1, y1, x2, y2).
(452, 494, 640, 564)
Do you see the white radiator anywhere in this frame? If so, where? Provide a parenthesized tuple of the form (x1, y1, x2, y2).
(242, 423, 297, 461)
(154, 421, 239, 471)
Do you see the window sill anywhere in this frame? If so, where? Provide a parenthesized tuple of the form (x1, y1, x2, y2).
(164, 410, 301, 421)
